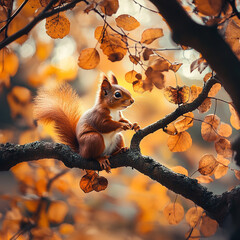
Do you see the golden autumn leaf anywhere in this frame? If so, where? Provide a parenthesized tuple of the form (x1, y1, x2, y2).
(79, 172, 98, 193)
(195, 0, 224, 16)
(201, 114, 220, 142)
(125, 70, 138, 83)
(174, 112, 194, 133)
(198, 98, 212, 113)
(189, 85, 202, 102)
(99, 0, 119, 16)
(215, 139, 232, 158)
(24, 199, 40, 213)
(200, 215, 218, 237)
(78, 48, 100, 70)
(46, 14, 70, 39)
(196, 175, 213, 184)
(208, 83, 221, 97)
(214, 155, 230, 179)
(129, 55, 140, 65)
(198, 154, 218, 176)
(218, 122, 232, 137)
(47, 201, 68, 224)
(164, 123, 178, 135)
(140, 28, 164, 44)
(59, 223, 75, 235)
(167, 131, 192, 152)
(171, 166, 188, 176)
(142, 48, 153, 61)
(92, 176, 108, 192)
(164, 86, 190, 104)
(170, 62, 183, 72)
(151, 58, 170, 72)
(28, 0, 42, 8)
(36, 40, 54, 61)
(163, 203, 184, 225)
(133, 80, 145, 93)
(115, 14, 140, 31)
(185, 207, 203, 227)
(203, 72, 212, 82)
(185, 228, 200, 240)
(0, 49, 19, 76)
(229, 103, 240, 130)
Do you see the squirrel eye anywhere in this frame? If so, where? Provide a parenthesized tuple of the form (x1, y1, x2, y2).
(114, 91, 122, 98)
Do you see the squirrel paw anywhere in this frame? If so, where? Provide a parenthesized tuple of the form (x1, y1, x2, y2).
(121, 122, 132, 130)
(132, 122, 140, 132)
(97, 156, 111, 173)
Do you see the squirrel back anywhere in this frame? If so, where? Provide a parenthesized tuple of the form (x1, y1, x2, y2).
(34, 84, 81, 152)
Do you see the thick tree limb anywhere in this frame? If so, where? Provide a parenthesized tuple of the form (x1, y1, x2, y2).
(148, 0, 240, 117)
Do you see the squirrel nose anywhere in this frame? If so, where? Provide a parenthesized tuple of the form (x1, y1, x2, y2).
(130, 99, 134, 104)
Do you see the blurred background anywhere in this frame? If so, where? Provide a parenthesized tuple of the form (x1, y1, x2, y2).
(0, 0, 239, 239)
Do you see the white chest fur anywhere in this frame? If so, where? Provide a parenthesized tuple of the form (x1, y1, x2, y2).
(102, 109, 121, 155)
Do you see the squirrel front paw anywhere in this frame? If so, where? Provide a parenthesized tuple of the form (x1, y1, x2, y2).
(121, 122, 132, 130)
(132, 122, 140, 132)
(97, 156, 111, 173)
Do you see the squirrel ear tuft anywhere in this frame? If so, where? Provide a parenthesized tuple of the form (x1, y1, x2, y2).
(107, 71, 118, 85)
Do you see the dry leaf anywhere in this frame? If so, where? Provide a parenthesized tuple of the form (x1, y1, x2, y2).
(78, 48, 100, 70)
(164, 86, 190, 104)
(198, 98, 212, 113)
(185, 228, 200, 240)
(195, 0, 224, 16)
(170, 62, 183, 72)
(198, 154, 218, 176)
(115, 14, 140, 31)
(129, 55, 140, 65)
(229, 104, 240, 130)
(171, 166, 188, 176)
(140, 28, 163, 44)
(215, 138, 232, 158)
(234, 170, 240, 180)
(174, 112, 194, 132)
(133, 80, 145, 93)
(201, 114, 220, 142)
(196, 175, 213, 183)
(99, 0, 119, 16)
(218, 123, 232, 137)
(167, 131, 192, 152)
(164, 123, 178, 135)
(189, 85, 202, 102)
(125, 70, 138, 83)
(163, 203, 184, 225)
(208, 83, 221, 97)
(46, 14, 70, 39)
(142, 48, 153, 61)
(47, 201, 68, 224)
(200, 215, 218, 237)
(214, 155, 230, 179)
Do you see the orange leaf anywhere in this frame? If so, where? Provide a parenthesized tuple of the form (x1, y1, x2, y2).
(208, 83, 221, 97)
(164, 123, 178, 135)
(174, 112, 194, 132)
(218, 123, 232, 137)
(99, 0, 119, 16)
(140, 28, 164, 44)
(215, 138, 232, 158)
(151, 58, 170, 72)
(229, 104, 240, 130)
(234, 170, 240, 180)
(201, 114, 220, 142)
(214, 155, 230, 179)
(0, 49, 19, 76)
(78, 48, 100, 70)
(185, 228, 200, 240)
(46, 14, 70, 39)
(189, 85, 202, 102)
(167, 131, 192, 152)
(79, 172, 98, 193)
(196, 175, 213, 183)
(171, 166, 188, 176)
(185, 207, 203, 227)
(164, 86, 190, 104)
(198, 154, 218, 176)
(115, 14, 140, 31)
(200, 215, 218, 237)
(133, 80, 145, 93)
(92, 176, 108, 192)
(170, 62, 183, 72)
(163, 202, 184, 225)
(203, 72, 212, 82)
(129, 55, 140, 65)
(47, 201, 68, 224)
(125, 70, 138, 83)
(198, 98, 212, 113)
(59, 223, 74, 235)
(195, 0, 224, 16)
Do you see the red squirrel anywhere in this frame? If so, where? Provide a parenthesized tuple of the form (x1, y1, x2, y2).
(34, 73, 140, 171)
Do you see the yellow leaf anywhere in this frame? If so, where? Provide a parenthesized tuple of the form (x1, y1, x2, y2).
(218, 122, 232, 137)
(59, 223, 74, 235)
(78, 48, 100, 70)
(174, 112, 194, 132)
(201, 114, 220, 142)
(198, 154, 218, 176)
(167, 131, 192, 152)
(171, 166, 188, 176)
(125, 70, 138, 83)
(46, 14, 70, 39)
(115, 14, 140, 31)
(214, 155, 230, 179)
(133, 80, 145, 93)
(141, 28, 164, 44)
(163, 203, 184, 225)
(47, 201, 68, 224)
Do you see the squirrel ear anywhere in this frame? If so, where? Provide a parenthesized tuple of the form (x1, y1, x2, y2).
(107, 71, 118, 85)
(101, 79, 112, 92)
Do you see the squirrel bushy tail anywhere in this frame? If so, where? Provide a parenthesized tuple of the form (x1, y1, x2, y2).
(34, 84, 81, 152)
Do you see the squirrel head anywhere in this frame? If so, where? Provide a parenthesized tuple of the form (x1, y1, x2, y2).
(98, 73, 134, 110)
